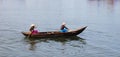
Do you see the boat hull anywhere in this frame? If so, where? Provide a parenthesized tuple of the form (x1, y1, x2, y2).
(22, 26, 87, 38)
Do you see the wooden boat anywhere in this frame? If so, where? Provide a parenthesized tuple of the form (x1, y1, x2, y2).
(22, 26, 87, 38)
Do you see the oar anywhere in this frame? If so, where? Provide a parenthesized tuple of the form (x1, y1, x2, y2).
(27, 32, 32, 40)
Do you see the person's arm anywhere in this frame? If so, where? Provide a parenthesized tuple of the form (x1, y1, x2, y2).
(60, 25, 64, 30)
(64, 26, 68, 29)
(29, 26, 35, 31)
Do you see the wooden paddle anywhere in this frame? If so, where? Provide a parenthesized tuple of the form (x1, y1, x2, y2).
(27, 32, 32, 40)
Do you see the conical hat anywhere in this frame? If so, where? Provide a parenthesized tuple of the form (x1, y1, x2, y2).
(62, 22, 66, 25)
(30, 24, 35, 27)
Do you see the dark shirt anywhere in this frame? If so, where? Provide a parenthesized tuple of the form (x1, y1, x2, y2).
(29, 26, 35, 32)
(60, 25, 68, 30)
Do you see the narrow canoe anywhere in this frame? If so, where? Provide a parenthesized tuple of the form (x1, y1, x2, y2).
(22, 26, 87, 38)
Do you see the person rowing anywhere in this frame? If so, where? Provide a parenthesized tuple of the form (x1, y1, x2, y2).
(29, 24, 38, 35)
(60, 22, 69, 32)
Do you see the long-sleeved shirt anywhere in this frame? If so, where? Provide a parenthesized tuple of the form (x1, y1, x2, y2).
(60, 25, 68, 30)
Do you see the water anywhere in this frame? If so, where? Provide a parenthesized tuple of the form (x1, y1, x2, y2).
(0, 0, 120, 57)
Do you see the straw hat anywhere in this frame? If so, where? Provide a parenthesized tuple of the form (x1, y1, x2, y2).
(30, 24, 35, 27)
(62, 22, 66, 25)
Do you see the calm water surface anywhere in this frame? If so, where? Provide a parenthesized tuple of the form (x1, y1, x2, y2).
(0, 0, 120, 57)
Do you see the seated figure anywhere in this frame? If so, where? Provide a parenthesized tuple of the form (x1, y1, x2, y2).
(60, 22, 69, 32)
(29, 24, 38, 35)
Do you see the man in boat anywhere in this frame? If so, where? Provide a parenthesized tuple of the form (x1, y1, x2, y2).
(29, 24, 38, 35)
(60, 22, 69, 32)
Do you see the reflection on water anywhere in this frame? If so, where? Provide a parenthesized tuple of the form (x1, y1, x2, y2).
(88, 0, 116, 5)
(88, 0, 118, 13)
(24, 36, 86, 50)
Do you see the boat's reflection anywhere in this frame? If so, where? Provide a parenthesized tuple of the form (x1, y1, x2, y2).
(24, 36, 86, 50)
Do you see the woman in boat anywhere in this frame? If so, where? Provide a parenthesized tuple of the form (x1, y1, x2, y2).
(29, 24, 38, 35)
(60, 22, 69, 32)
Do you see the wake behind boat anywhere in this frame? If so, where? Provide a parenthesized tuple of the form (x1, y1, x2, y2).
(22, 26, 87, 38)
